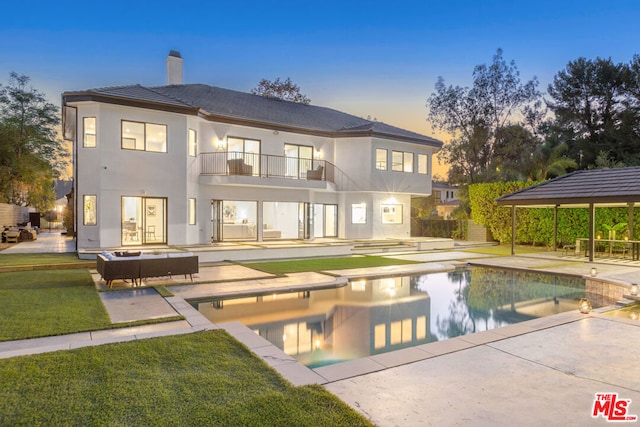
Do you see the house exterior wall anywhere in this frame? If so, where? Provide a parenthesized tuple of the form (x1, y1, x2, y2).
(69, 98, 439, 249)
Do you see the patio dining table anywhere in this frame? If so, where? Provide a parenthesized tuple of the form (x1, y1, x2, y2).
(575, 238, 640, 260)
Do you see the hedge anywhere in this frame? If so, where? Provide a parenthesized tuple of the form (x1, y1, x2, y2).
(469, 182, 639, 246)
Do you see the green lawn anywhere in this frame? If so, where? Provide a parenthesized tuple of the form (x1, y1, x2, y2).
(241, 255, 420, 275)
(0, 259, 372, 425)
(0, 252, 87, 267)
(461, 244, 548, 256)
(0, 330, 372, 426)
(0, 269, 112, 341)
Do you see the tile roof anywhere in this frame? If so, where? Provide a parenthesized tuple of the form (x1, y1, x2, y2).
(64, 83, 441, 147)
(497, 166, 640, 206)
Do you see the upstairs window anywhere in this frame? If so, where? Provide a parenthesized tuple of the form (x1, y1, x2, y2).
(392, 151, 403, 171)
(122, 120, 167, 152)
(83, 117, 96, 147)
(418, 154, 428, 174)
(188, 129, 197, 157)
(392, 151, 413, 172)
(376, 148, 387, 170)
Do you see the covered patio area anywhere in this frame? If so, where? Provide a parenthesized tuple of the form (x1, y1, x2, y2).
(497, 166, 640, 262)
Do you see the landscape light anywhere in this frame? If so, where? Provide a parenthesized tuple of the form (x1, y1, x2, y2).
(590, 267, 598, 277)
(578, 298, 592, 314)
(630, 284, 639, 296)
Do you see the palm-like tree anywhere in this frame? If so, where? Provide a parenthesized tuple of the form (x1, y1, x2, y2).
(530, 137, 577, 181)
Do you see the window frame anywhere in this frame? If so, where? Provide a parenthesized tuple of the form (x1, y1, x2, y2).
(188, 198, 196, 225)
(351, 203, 367, 224)
(375, 148, 388, 170)
(188, 129, 197, 157)
(83, 117, 96, 148)
(121, 119, 167, 153)
(83, 194, 97, 226)
(381, 203, 403, 224)
(391, 151, 404, 172)
(418, 154, 428, 174)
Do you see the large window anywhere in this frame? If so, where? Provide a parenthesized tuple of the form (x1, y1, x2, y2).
(227, 137, 260, 175)
(121, 196, 167, 245)
(284, 144, 313, 179)
(263, 201, 299, 239)
(83, 117, 96, 148)
(392, 151, 413, 172)
(83, 195, 97, 225)
(381, 204, 403, 224)
(418, 154, 428, 174)
(188, 129, 197, 157)
(376, 148, 387, 170)
(121, 120, 167, 152)
(352, 203, 367, 224)
(221, 200, 258, 240)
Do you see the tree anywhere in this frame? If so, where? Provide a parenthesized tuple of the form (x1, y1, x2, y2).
(547, 57, 640, 168)
(529, 123, 577, 180)
(0, 72, 66, 211)
(251, 77, 311, 104)
(427, 49, 543, 185)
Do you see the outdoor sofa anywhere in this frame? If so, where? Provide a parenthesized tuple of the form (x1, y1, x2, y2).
(97, 251, 198, 288)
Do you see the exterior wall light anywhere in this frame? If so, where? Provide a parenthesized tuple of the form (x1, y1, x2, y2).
(314, 150, 322, 159)
(578, 298, 592, 314)
(216, 139, 226, 149)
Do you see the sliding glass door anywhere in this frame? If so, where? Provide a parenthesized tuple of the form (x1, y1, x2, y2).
(121, 196, 167, 245)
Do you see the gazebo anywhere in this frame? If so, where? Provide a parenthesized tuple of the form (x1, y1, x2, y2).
(496, 166, 640, 262)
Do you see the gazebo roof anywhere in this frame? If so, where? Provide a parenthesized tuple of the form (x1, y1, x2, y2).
(496, 166, 640, 207)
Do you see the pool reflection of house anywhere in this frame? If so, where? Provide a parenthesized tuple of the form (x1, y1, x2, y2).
(195, 276, 432, 365)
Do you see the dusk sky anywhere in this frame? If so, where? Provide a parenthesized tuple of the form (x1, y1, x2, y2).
(3, 0, 640, 177)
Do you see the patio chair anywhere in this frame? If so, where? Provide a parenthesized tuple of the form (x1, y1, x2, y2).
(306, 165, 324, 180)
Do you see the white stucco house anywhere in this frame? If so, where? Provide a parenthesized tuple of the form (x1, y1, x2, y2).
(62, 51, 443, 251)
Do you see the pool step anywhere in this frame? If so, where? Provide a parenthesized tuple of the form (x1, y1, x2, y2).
(615, 296, 639, 307)
(351, 240, 418, 254)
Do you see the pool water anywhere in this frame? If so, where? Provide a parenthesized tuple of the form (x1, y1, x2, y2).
(192, 266, 587, 367)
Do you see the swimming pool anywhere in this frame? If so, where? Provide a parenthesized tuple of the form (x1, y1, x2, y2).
(191, 266, 589, 367)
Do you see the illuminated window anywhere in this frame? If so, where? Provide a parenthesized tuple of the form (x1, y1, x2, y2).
(392, 151, 403, 171)
(188, 129, 197, 157)
(83, 117, 96, 147)
(83, 195, 97, 226)
(418, 154, 428, 174)
(403, 152, 413, 172)
(381, 204, 403, 224)
(374, 324, 386, 349)
(188, 198, 196, 225)
(227, 137, 260, 175)
(390, 321, 402, 345)
(402, 319, 412, 343)
(121, 120, 167, 152)
(352, 203, 367, 224)
(416, 316, 427, 340)
(392, 151, 415, 173)
(283, 322, 312, 355)
(375, 148, 387, 170)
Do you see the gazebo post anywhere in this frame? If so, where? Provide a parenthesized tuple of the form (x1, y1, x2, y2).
(628, 202, 634, 239)
(589, 203, 595, 262)
(553, 205, 558, 251)
(511, 205, 516, 256)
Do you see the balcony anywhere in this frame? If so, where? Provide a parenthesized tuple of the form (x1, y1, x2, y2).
(200, 152, 336, 184)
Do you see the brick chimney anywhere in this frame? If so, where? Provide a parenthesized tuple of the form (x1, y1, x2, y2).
(166, 50, 183, 85)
